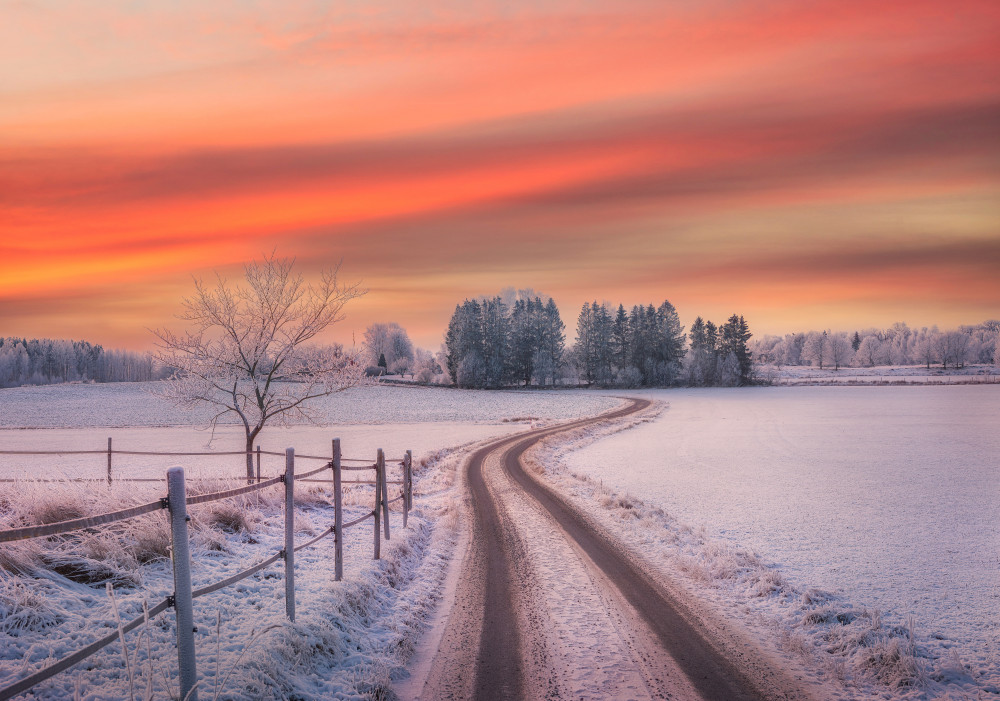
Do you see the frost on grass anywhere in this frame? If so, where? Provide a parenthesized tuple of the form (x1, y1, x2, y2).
(523, 404, 988, 701)
(0, 446, 468, 700)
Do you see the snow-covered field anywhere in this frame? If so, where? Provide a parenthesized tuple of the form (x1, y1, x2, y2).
(556, 386, 999, 698)
(0, 381, 619, 481)
(2, 381, 997, 699)
(0, 382, 618, 430)
(0, 383, 616, 699)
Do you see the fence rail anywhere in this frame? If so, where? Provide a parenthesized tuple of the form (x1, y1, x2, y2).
(0, 438, 395, 485)
(0, 439, 415, 701)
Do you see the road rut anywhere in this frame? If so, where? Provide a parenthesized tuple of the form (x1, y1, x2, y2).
(413, 398, 811, 701)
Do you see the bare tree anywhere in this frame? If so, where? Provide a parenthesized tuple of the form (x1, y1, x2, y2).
(828, 332, 853, 370)
(151, 254, 367, 480)
(803, 331, 829, 369)
(935, 330, 971, 369)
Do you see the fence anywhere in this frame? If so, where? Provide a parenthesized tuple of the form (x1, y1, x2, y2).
(0, 439, 414, 701)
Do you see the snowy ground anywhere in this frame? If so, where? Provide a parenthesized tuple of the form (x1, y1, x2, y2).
(0, 382, 619, 430)
(0, 383, 615, 699)
(546, 386, 999, 699)
(2, 381, 996, 699)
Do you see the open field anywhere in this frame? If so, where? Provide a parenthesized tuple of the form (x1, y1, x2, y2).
(2, 381, 996, 699)
(561, 385, 999, 697)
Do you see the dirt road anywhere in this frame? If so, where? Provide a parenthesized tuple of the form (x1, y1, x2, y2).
(411, 398, 811, 701)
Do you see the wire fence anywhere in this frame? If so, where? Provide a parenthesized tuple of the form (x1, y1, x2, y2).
(0, 439, 414, 701)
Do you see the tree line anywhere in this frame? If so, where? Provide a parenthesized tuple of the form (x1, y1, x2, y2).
(0, 337, 167, 388)
(752, 321, 999, 370)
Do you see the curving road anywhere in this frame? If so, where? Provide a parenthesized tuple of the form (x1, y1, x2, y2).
(414, 398, 811, 701)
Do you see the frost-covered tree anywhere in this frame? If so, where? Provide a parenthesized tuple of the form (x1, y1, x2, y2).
(537, 298, 565, 386)
(411, 347, 441, 383)
(718, 314, 753, 385)
(575, 302, 597, 384)
(803, 331, 829, 369)
(480, 296, 510, 388)
(936, 331, 972, 369)
(828, 333, 853, 370)
(151, 254, 367, 480)
(685, 317, 711, 385)
(912, 330, 939, 369)
(852, 335, 884, 367)
(364, 322, 413, 373)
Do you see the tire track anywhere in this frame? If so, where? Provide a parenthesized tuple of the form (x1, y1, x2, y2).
(417, 397, 808, 701)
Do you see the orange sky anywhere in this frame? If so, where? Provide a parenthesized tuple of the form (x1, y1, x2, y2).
(2, 0, 998, 350)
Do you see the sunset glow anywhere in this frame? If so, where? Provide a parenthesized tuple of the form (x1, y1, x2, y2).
(2, 0, 998, 349)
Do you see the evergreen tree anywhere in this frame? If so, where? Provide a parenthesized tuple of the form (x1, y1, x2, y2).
(592, 302, 614, 385)
(611, 304, 629, 375)
(719, 314, 753, 385)
(481, 296, 510, 388)
(686, 316, 708, 385)
(576, 302, 596, 384)
(538, 298, 565, 386)
(653, 300, 685, 384)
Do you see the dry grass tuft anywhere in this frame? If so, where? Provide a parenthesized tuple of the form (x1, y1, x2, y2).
(0, 578, 63, 635)
(205, 502, 251, 534)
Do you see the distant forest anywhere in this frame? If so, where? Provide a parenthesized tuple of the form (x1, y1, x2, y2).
(0, 337, 166, 388)
(4, 300, 997, 391)
(424, 289, 999, 389)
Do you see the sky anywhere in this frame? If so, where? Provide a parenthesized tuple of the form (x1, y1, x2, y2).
(1, 0, 998, 351)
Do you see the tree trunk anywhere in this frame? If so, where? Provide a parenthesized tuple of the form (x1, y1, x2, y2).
(246, 435, 255, 482)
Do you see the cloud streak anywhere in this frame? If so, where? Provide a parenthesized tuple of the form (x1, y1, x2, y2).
(1, 0, 998, 347)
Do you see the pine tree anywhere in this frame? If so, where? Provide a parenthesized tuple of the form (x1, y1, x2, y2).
(654, 300, 685, 385)
(592, 302, 614, 385)
(719, 314, 753, 385)
(612, 304, 629, 376)
(687, 316, 708, 385)
(540, 298, 565, 386)
(576, 302, 596, 384)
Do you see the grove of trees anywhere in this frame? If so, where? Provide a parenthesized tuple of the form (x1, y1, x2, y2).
(441, 290, 756, 388)
(363, 322, 414, 375)
(444, 291, 566, 388)
(0, 337, 165, 388)
(574, 301, 686, 386)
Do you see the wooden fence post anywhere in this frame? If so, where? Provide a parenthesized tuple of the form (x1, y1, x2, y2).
(256, 446, 261, 483)
(167, 467, 198, 701)
(284, 448, 295, 622)
(332, 438, 343, 581)
(403, 450, 412, 527)
(107, 437, 112, 485)
(378, 449, 389, 541)
(373, 454, 381, 560)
